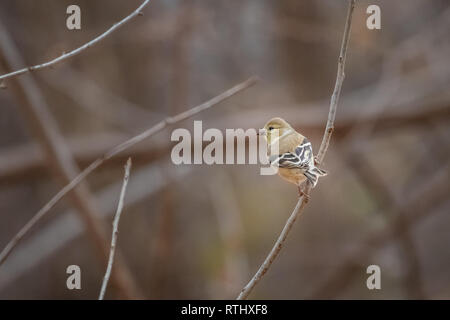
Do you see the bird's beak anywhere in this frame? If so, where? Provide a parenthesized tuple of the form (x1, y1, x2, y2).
(258, 128, 267, 136)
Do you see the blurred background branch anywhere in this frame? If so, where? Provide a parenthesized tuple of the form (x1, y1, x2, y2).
(0, 0, 449, 299)
(0, 22, 142, 299)
(0, 76, 256, 280)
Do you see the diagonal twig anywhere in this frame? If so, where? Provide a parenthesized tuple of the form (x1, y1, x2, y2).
(0, 21, 142, 298)
(0, 0, 151, 81)
(99, 158, 133, 300)
(0, 76, 258, 268)
(0, 162, 193, 291)
(236, 0, 355, 300)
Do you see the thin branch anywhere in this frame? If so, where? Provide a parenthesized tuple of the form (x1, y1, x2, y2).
(315, 0, 354, 165)
(0, 76, 258, 268)
(236, 197, 309, 300)
(0, 22, 142, 298)
(2, 98, 450, 183)
(99, 158, 133, 300)
(0, 0, 151, 81)
(308, 121, 450, 299)
(236, 0, 355, 300)
(0, 162, 193, 290)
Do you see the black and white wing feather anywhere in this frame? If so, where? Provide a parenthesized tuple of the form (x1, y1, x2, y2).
(270, 139, 313, 169)
(269, 139, 327, 187)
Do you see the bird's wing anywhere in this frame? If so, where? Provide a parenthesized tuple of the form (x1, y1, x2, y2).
(270, 139, 314, 169)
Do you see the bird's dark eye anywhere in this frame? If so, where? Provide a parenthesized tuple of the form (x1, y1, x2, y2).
(269, 126, 274, 131)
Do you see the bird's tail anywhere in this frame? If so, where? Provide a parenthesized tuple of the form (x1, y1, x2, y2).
(304, 166, 327, 187)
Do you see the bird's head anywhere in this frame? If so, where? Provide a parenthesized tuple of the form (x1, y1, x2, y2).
(260, 117, 293, 145)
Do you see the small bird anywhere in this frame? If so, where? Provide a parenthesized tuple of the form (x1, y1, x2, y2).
(259, 117, 327, 196)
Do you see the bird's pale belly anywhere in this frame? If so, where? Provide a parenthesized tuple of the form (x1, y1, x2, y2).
(278, 168, 307, 186)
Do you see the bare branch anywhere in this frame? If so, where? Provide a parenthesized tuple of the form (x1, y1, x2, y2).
(2, 97, 450, 184)
(236, 0, 355, 300)
(0, 22, 142, 298)
(0, 76, 258, 268)
(316, 0, 355, 165)
(237, 196, 309, 300)
(0, 0, 151, 81)
(0, 162, 193, 291)
(99, 158, 133, 300)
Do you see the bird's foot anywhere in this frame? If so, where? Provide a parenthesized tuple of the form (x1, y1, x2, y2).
(314, 156, 320, 166)
(297, 186, 310, 201)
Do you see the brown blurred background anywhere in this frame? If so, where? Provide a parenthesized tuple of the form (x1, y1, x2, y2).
(0, 0, 449, 299)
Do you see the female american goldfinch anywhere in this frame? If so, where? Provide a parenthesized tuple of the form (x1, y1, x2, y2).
(259, 117, 327, 196)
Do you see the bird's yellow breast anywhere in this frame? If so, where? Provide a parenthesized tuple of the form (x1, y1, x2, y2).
(278, 168, 307, 185)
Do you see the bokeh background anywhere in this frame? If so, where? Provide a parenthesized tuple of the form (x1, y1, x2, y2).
(0, 0, 449, 299)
